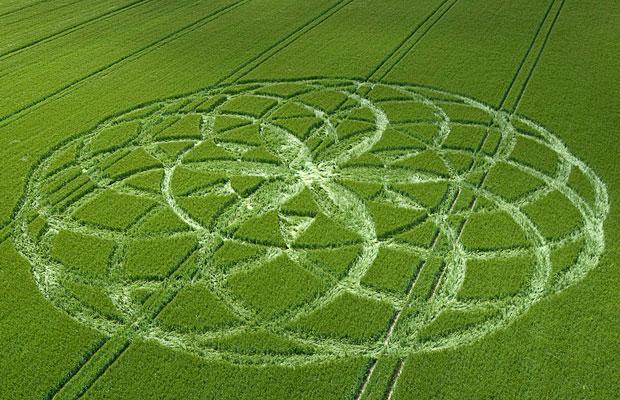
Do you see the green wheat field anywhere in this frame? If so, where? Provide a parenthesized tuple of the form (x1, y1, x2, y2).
(1, 1, 618, 399)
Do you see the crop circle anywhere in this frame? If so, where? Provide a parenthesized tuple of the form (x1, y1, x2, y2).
(13, 79, 608, 364)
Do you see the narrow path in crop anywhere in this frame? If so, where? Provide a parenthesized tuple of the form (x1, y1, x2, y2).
(0, 0, 50, 19)
(221, 0, 355, 84)
(0, 0, 154, 60)
(0, 0, 248, 128)
(352, 1, 462, 397)
(377, 1, 567, 398)
(505, 0, 566, 113)
(366, 0, 460, 82)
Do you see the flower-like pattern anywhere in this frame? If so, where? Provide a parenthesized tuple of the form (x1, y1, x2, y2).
(14, 80, 608, 365)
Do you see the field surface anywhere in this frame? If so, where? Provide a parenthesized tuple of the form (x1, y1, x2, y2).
(0, 1, 618, 399)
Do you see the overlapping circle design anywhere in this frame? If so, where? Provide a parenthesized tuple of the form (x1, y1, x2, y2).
(13, 79, 608, 365)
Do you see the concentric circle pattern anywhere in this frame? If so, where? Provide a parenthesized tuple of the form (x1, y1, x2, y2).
(14, 79, 608, 365)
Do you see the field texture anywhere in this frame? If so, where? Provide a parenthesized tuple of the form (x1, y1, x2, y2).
(0, 1, 618, 399)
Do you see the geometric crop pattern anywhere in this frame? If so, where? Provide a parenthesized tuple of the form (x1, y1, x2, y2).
(13, 79, 608, 365)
